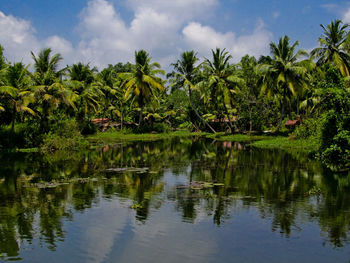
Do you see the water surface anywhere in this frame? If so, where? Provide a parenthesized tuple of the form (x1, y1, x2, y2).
(0, 137, 350, 262)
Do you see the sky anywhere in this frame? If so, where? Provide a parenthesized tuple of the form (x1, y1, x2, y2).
(0, 0, 349, 70)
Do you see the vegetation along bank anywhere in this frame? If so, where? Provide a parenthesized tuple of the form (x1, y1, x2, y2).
(0, 19, 348, 171)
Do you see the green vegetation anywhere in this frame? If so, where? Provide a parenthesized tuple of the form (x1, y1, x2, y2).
(88, 130, 206, 144)
(0, 19, 349, 170)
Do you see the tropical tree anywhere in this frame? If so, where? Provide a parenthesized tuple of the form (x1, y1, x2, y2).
(0, 45, 8, 111)
(203, 48, 243, 133)
(258, 36, 312, 133)
(120, 50, 165, 126)
(31, 48, 75, 128)
(311, 19, 350, 77)
(94, 66, 127, 128)
(31, 48, 66, 85)
(171, 51, 216, 133)
(67, 62, 101, 122)
(0, 63, 35, 133)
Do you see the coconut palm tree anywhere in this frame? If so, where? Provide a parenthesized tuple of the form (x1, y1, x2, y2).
(66, 62, 101, 122)
(93, 67, 122, 125)
(31, 48, 66, 85)
(120, 50, 165, 126)
(258, 36, 312, 133)
(171, 51, 216, 133)
(31, 48, 74, 128)
(0, 63, 35, 133)
(203, 48, 243, 133)
(311, 19, 350, 77)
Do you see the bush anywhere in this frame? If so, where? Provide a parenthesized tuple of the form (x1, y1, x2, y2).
(133, 122, 171, 134)
(40, 119, 89, 153)
(40, 133, 89, 153)
(80, 121, 98, 135)
(319, 128, 350, 170)
(294, 118, 322, 139)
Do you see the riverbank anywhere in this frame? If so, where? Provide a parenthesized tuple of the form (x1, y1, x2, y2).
(87, 130, 207, 145)
(87, 130, 318, 153)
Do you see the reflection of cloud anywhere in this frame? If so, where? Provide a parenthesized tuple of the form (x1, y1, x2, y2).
(115, 204, 217, 263)
(79, 201, 130, 263)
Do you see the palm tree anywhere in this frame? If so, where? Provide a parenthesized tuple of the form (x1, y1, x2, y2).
(171, 51, 216, 133)
(311, 19, 350, 77)
(203, 48, 243, 133)
(67, 63, 101, 122)
(94, 67, 126, 128)
(258, 36, 312, 133)
(120, 50, 165, 126)
(31, 48, 66, 85)
(31, 48, 74, 128)
(0, 63, 35, 133)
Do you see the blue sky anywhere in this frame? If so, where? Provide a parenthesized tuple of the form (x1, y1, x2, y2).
(0, 0, 348, 69)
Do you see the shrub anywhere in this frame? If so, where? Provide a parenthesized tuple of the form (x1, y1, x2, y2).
(133, 122, 171, 133)
(40, 119, 89, 153)
(294, 118, 322, 139)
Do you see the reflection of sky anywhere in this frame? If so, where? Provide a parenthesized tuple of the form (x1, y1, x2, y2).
(17, 192, 350, 263)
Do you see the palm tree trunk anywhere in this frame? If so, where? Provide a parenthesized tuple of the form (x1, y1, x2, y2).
(275, 87, 286, 134)
(120, 102, 123, 130)
(188, 88, 216, 133)
(223, 103, 235, 134)
(11, 109, 16, 135)
(249, 108, 253, 134)
(139, 106, 143, 126)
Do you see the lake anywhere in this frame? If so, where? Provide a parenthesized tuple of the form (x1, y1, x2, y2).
(0, 137, 349, 262)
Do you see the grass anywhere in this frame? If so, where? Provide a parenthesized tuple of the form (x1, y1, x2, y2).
(206, 133, 271, 142)
(204, 132, 319, 152)
(87, 130, 208, 144)
(87, 130, 319, 153)
(250, 136, 319, 152)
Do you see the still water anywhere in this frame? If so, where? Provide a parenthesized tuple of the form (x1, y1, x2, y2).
(0, 137, 350, 262)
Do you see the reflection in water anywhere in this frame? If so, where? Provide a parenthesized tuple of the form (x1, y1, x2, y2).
(0, 138, 349, 262)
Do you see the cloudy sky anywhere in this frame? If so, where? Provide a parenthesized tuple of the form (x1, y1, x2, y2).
(0, 0, 349, 70)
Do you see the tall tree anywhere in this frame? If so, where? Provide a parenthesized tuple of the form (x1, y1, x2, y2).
(67, 62, 101, 122)
(0, 63, 35, 133)
(203, 48, 242, 133)
(311, 19, 350, 77)
(94, 66, 126, 128)
(258, 36, 312, 133)
(120, 50, 165, 126)
(171, 51, 216, 133)
(31, 48, 74, 128)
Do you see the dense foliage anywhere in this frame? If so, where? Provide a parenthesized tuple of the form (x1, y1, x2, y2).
(0, 19, 349, 169)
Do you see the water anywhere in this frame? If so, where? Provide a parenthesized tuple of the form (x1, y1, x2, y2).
(0, 137, 350, 262)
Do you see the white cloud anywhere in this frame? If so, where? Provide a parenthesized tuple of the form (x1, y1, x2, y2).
(183, 20, 272, 61)
(0, 11, 73, 67)
(126, 0, 218, 22)
(0, 0, 273, 70)
(273, 12, 280, 19)
(0, 11, 40, 64)
(342, 7, 350, 23)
